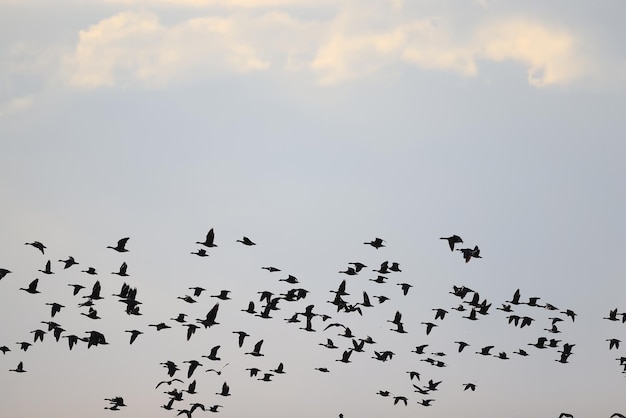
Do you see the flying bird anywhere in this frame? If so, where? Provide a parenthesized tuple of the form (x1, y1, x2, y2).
(197, 228, 218, 248)
(107, 237, 130, 252)
(440, 235, 463, 251)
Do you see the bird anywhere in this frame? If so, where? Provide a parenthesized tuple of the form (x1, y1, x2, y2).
(46, 302, 64, 317)
(82, 267, 97, 275)
(20, 279, 40, 294)
(237, 236, 256, 246)
(364, 237, 385, 249)
(183, 360, 202, 378)
(463, 383, 476, 391)
(25, 241, 46, 254)
(38, 260, 53, 275)
(191, 248, 209, 257)
(59, 256, 78, 269)
(216, 382, 230, 396)
(107, 237, 130, 252)
(458, 245, 481, 262)
(112, 262, 129, 277)
(155, 379, 185, 389)
(9, 361, 26, 373)
(421, 322, 437, 335)
(607, 339, 621, 350)
(245, 340, 264, 357)
(558, 414, 574, 418)
(202, 345, 222, 361)
(440, 235, 463, 251)
(337, 349, 353, 363)
(197, 303, 220, 328)
(68, 284, 85, 296)
(197, 228, 218, 248)
(0, 268, 11, 280)
(233, 331, 250, 347)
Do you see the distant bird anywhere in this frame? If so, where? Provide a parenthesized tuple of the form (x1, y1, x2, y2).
(149, 323, 171, 331)
(82, 267, 97, 275)
(191, 248, 209, 257)
(397, 283, 412, 296)
(337, 349, 353, 363)
(107, 237, 130, 252)
(476, 345, 494, 356)
(262, 266, 281, 272)
(68, 284, 85, 296)
(418, 399, 435, 406)
(197, 228, 218, 248)
(0, 346, 10, 354)
(216, 382, 231, 396)
(0, 268, 10, 280)
(558, 414, 574, 418)
(20, 279, 40, 294)
(455, 341, 470, 352)
(315, 367, 330, 373)
(208, 405, 222, 413)
(233, 331, 250, 348)
(237, 236, 256, 246)
(421, 322, 437, 335)
(463, 383, 476, 391)
(59, 256, 78, 269)
(364, 237, 385, 249)
(393, 396, 408, 406)
(211, 290, 231, 300)
(258, 373, 273, 382)
(197, 303, 220, 328)
(245, 340, 264, 357)
(202, 345, 222, 361)
(46, 302, 64, 317)
(183, 360, 202, 378)
(458, 246, 481, 263)
(25, 241, 46, 254)
(607, 339, 621, 350)
(112, 262, 129, 277)
(9, 361, 26, 373)
(440, 235, 463, 251)
(125, 330, 143, 345)
(38, 260, 54, 275)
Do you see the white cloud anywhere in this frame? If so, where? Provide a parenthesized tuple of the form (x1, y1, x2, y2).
(65, 11, 271, 88)
(60, 5, 586, 88)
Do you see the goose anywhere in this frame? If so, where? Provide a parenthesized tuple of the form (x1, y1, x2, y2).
(9, 361, 26, 372)
(112, 262, 129, 277)
(237, 236, 256, 246)
(20, 279, 40, 294)
(245, 340, 264, 357)
(46, 302, 64, 317)
(107, 237, 129, 252)
(59, 256, 78, 269)
(191, 248, 209, 257)
(0, 268, 10, 280)
(25, 241, 46, 254)
(440, 235, 463, 251)
(125, 330, 143, 345)
(38, 260, 54, 274)
(216, 382, 230, 396)
(197, 228, 217, 248)
(364, 237, 385, 249)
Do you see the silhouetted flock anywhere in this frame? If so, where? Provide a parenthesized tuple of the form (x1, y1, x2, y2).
(1, 231, 624, 417)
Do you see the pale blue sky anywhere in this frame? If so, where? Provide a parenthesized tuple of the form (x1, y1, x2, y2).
(1, 1, 626, 417)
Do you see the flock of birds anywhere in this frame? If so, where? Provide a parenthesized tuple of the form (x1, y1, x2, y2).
(1, 230, 624, 417)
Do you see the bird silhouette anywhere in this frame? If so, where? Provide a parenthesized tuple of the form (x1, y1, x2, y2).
(440, 235, 463, 251)
(364, 237, 385, 249)
(237, 236, 256, 246)
(107, 237, 130, 252)
(9, 361, 26, 373)
(0, 268, 10, 280)
(216, 382, 231, 396)
(20, 279, 40, 294)
(245, 340, 264, 357)
(25, 241, 46, 254)
(197, 228, 218, 248)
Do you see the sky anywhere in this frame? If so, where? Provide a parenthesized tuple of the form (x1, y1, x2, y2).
(1, 1, 626, 417)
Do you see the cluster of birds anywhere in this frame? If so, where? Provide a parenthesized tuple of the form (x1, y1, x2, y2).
(1, 230, 624, 417)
